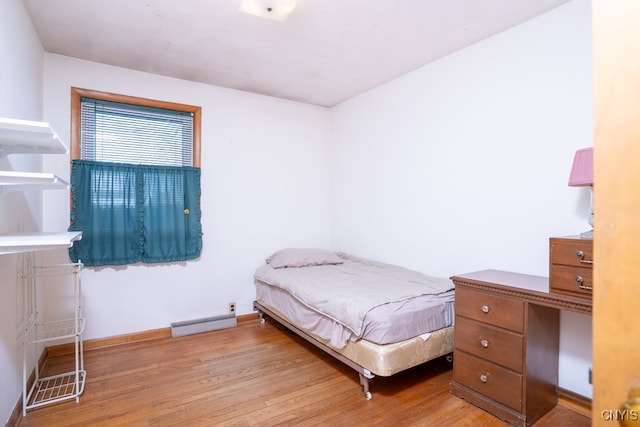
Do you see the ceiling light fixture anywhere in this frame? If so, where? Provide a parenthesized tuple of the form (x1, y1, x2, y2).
(239, 0, 297, 22)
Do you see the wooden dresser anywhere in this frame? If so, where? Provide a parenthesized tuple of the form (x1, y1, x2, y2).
(549, 236, 593, 299)
(450, 270, 592, 427)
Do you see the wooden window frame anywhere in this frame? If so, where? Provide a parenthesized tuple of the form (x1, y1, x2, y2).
(70, 87, 201, 167)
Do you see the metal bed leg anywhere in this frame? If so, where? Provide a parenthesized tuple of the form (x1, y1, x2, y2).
(254, 300, 379, 400)
(253, 302, 266, 324)
(359, 370, 374, 400)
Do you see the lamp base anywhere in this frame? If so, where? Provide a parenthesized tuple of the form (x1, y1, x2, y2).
(580, 229, 593, 239)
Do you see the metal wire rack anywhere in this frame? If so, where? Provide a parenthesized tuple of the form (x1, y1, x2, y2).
(22, 258, 85, 415)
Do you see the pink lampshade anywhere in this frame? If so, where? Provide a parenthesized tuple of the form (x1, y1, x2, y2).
(568, 147, 593, 187)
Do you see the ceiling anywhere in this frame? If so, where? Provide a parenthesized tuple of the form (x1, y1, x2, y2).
(23, 0, 572, 107)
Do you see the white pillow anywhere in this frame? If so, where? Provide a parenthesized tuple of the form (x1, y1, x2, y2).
(266, 248, 344, 268)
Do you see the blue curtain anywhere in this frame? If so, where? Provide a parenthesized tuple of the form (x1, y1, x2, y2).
(69, 160, 202, 266)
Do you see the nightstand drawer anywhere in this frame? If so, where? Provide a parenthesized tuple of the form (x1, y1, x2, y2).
(455, 316, 524, 372)
(453, 351, 523, 412)
(550, 238, 593, 268)
(456, 287, 524, 333)
(550, 265, 593, 297)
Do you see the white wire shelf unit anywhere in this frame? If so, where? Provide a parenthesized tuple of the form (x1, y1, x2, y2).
(0, 117, 86, 414)
(22, 261, 86, 415)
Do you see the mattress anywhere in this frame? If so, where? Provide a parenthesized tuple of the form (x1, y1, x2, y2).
(254, 251, 455, 349)
(255, 280, 454, 348)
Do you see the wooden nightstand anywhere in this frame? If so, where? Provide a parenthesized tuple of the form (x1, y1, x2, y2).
(450, 270, 592, 427)
(549, 236, 593, 299)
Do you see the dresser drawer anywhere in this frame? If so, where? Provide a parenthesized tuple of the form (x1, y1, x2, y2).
(455, 286, 525, 333)
(550, 265, 593, 297)
(455, 316, 524, 372)
(550, 238, 593, 268)
(453, 351, 523, 412)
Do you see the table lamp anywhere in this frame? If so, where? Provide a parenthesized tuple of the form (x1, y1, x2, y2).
(568, 147, 594, 238)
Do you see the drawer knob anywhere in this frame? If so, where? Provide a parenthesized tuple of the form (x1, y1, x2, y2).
(480, 339, 489, 348)
(480, 374, 489, 383)
(575, 275, 593, 291)
(481, 305, 490, 313)
(575, 250, 594, 265)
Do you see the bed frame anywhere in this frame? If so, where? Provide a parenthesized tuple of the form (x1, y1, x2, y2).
(253, 300, 453, 400)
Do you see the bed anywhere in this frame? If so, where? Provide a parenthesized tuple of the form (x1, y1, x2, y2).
(253, 248, 455, 399)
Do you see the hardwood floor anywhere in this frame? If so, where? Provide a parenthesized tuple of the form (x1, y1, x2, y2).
(16, 319, 590, 427)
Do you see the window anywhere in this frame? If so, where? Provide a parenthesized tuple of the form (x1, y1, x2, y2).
(78, 98, 194, 166)
(68, 88, 203, 267)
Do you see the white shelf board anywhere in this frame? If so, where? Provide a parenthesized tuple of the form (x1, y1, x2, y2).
(0, 231, 82, 255)
(0, 171, 69, 193)
(0, 117, 68, 156)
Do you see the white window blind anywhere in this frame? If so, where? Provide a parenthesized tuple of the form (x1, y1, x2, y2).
(80, 98, 193, 167)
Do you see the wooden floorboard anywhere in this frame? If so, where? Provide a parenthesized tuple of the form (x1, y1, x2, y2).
(16, 319, 590, 426)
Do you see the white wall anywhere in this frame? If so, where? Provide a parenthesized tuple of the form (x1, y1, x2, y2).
(331, 0, 593, 397)
(0, 1, 46, 424)
(41, 55, 333, 339)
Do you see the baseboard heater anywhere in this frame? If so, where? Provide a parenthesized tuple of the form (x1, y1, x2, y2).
(170, 313, 237, 337)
